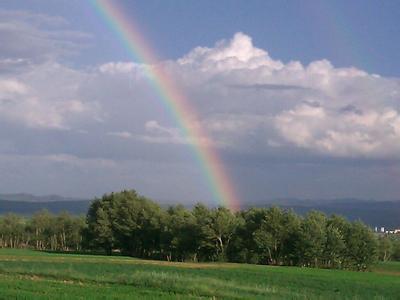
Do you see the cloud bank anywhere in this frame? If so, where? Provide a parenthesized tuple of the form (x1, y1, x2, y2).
(1, 11, 400, 200)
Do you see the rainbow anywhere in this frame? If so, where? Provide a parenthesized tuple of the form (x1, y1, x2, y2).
(90, 0, 241, 211)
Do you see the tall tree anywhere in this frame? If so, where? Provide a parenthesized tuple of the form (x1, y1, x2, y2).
(253, 207, 286, 265)
(296, 211, 327, 267)
(344, 221, 377, 270)
(207, 207, 239, 261)
(378, 235, 393, 262)
(28, 209, 53, 250)
(162, 205, 198, 261)
(231, 208, 269, 264)
(85, 197, 114, 254)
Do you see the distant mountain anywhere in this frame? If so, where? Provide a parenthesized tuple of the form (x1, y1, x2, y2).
(0, 193, 91, 215)
(0, 193, 87, 202)
(1, 194, 399, 228)
(246, 198, 400, 229)
(0, 199, 91, 215)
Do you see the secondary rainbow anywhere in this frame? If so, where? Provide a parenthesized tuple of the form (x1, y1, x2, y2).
(91, 0, 241, 211)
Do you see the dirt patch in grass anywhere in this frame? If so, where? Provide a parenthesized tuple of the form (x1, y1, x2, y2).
(372, 270, 400, 276)
(0, 254, 239, 270)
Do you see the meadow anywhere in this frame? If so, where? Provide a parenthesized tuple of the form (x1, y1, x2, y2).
(0, 249, 399, 299)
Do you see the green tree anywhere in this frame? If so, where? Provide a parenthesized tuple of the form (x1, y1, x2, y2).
(344, 221, 378, 270)
(85, 197, 115, 254)
(208, 207, 239, 261)
(296, 211, 327, 267)
(253, 207, 286, 265)
(231, 208, 269, 264)
(0, 214, 25, 248)
(28, 209, 53, 250)
(378, 235, 392, 262)
(324, 223, 346, 268)
(111, 190, 162, 258)
(391, 237, 400, 261)
(280, 210, 302, 266)
(161, 205, 198, 261)
(192, 203, 215, 261)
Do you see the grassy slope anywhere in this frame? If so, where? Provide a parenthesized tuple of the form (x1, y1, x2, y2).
(0, 249, 399, 299)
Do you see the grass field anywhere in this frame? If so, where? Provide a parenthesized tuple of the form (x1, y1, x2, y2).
(0, 249, 399, 299)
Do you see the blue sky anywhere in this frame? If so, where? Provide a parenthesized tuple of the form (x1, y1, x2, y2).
(2, 0, 400, 76)
(0, 1, 400, 203)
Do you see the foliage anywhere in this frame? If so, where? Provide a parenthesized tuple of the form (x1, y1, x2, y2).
(0, 190, 390, 271)
(0, 210, 85, 251)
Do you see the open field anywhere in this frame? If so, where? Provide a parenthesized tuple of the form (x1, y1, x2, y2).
(0, 249, 399, 299)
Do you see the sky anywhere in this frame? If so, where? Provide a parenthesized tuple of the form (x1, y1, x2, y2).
(0, 0, 400, 205)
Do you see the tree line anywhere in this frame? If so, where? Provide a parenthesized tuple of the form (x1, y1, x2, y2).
(0, 210, 84, 251)
(377, 234, 400, 262)
(1, 190, 399, 270)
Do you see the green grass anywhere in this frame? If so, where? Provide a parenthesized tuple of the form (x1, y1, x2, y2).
(0, 249, 399, 299)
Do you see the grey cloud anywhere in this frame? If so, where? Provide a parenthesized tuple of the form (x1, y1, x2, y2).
(2, 27, 400, 160)
(339, 104, 363, 115)
(1, 16, 400, 201)
(0, 10, 68, 27)
(0, 10, 90, 63)
(302, 101, 321, 108)
(229, 83, 310, 91)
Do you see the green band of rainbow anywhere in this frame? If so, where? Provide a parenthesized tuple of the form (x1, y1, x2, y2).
(91, 0, 240, 211)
